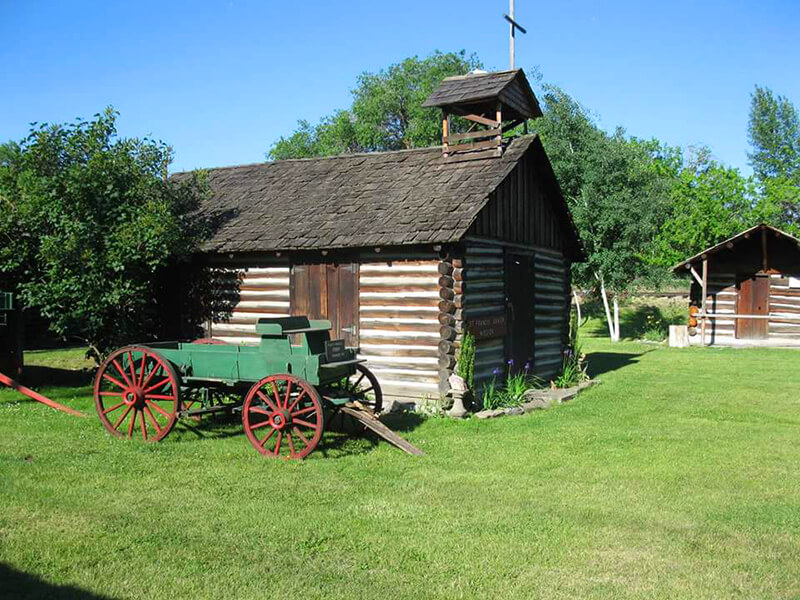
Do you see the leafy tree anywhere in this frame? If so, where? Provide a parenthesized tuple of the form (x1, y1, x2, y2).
(0, 108, 211, 359)
(748, 85, 800, 181)
(534, 86, 672, 340)
(268, 51, 481, 159)
(651, 151, 756, 268)
(747, 85, 800, 231)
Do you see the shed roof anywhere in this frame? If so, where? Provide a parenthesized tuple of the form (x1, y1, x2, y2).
(672, 224, 800, 272)
(186, 135, 580, 257)
(421, 69, 542, 121)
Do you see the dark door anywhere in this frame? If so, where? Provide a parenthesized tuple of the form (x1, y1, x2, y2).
(291, 263, 360, 346)
(736, 273, 769, 339)
(505, 253, 535, 370)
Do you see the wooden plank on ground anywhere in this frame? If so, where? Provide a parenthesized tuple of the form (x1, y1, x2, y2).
(340, 405, 424, 456)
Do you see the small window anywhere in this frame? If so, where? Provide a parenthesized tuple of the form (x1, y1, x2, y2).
(790, 277, 800, 289)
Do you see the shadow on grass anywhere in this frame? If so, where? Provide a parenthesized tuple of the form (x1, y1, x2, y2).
(20, 365, 94, 388)
(167, 409, 424, 459)
(585, 352, 644, 378)
(0, 562, 116, 600)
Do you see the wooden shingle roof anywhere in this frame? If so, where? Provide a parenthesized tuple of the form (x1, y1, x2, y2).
(421, 69, 542, 121)
(190, 135, 568, 254)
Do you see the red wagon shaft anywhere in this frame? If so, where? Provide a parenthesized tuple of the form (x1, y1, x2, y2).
(0, 371, 87, 417)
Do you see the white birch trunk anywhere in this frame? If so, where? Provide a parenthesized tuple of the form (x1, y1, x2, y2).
(613, 296, 620, 341)
(597, 274, 618, 342)
(573, 289, 582, 326)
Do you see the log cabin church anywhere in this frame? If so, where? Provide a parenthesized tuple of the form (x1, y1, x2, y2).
(674, 224, 800, 346)
(191, 69, 584, 402)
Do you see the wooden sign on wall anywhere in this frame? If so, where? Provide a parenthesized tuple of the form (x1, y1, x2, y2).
(467, 313, 507, 340)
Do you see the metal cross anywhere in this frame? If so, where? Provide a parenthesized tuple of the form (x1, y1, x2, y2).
(504, 0, 527, 69)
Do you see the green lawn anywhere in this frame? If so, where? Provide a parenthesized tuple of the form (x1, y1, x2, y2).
(2, 339, 800, 599)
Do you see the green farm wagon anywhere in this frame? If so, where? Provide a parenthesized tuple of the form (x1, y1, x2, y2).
(93, 317, 420, 459)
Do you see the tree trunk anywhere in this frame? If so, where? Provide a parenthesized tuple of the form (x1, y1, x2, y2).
(596, 275, 617, 342)
(613, 295, 620, 342)
(573, 289, 582, 326)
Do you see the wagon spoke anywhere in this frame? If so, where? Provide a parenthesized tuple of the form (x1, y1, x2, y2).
(112, 359, 133, 387)
(127, 351, 137, 386)
(139, 409, 148, 440)
(283, 380, 293, 409)
(137, 356, 148, 387)
(144, 378, 171, 394)
(286, 431, 296, 456)
(146, 394, 177, 401)
(273, 431, 283, 456)
(113, 405, 133, 430)
(293, 418, 318, 430)
(248, 406, 270, 416)
(145, 399, 171, 418)
(258, 428, 276, 448)
(103, 373, 128, 390)
(360, 387, 374, 394)
(127, 409, 137, 438)
(99, 391, 123, 397)
(291, 405, 317, 418)
(144, 405, 163, 434)
(140, 361, 159, 390)
(102, 401, 126, 415)
(352, 373, 366, 390)
(248, 420, 272, 429)
(270, 381, 283, 410)
(286, 391, 307, 413)
(256, 390, 279, 413)
(292, 426, 309, 448)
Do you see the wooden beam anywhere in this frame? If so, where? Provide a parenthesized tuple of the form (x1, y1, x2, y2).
(700, 257, 708, 345)
(762, 226, 769, 271)
(444, 128, 502, 144)
(688, 265, 703, 287)
(461, 113, 500, 128)
(442, 111, 450, 156)
(501, 119, 525, 134)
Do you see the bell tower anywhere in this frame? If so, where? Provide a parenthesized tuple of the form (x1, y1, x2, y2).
(422, 68, 542, 161)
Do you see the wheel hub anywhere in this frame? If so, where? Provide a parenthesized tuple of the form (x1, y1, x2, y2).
(269, 410, 291, 430)
(124, 388, 145, 410)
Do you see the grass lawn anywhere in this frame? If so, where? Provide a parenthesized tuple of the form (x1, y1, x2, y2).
(2, 339, 800, 599)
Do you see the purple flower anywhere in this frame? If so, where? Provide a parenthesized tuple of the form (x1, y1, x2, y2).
(507, 359, 515, 366)
(492, 367, 501, 376)
(523, 362, 531, 372)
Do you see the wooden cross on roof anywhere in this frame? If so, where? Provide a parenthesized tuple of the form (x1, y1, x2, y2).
(504, 0, 527, 69)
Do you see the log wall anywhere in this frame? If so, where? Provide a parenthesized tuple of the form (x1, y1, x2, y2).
(205, 266, 291, 344)
(693, 271, 800, 344)
(532, 248, 570, 379)
(358, 256, 441, 401)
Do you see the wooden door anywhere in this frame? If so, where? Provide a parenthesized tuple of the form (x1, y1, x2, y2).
(736, 273, 769, 339)
(291, 263, 359, 346)
(505, 253, 535, 370)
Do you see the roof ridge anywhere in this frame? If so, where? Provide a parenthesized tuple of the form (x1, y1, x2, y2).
(441, 69, 520, 82)
(172, 144, 446, 176)
(174, 135, 538, 175)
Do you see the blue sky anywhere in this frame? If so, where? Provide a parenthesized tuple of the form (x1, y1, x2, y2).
(1, 0, 798, 174)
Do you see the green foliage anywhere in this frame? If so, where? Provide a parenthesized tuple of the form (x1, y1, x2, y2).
(534, 85, 673, 295)
(268, 51, 481, 159)
(456, 331, 475, 392)
(0, 108, 211, 358)
(748, 85, 800, 182)
(650, 150, 757, 268)
(552, 312, 589, 388)
(481, 362, 543, 410)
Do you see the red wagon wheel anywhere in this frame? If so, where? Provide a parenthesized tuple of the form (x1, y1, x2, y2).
(94, 346, 181, 443)
(345, 365, 383, 414)
(242, 375, 323, 460)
